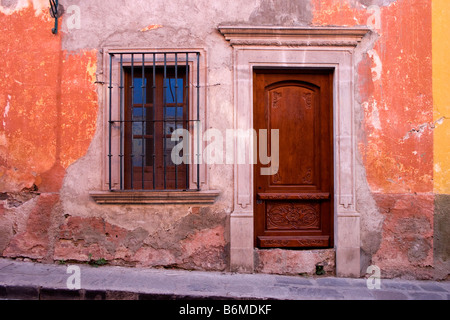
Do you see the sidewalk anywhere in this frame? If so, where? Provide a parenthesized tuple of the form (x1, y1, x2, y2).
(0, 258, 448, 300)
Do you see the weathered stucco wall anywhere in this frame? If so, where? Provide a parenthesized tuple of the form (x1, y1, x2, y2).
(311, 0, 437, 279)
(0, 2, 98, 262)
(0, 0, 448, 279)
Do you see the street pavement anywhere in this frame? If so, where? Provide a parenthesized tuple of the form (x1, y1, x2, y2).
(0, 258, 448, 300)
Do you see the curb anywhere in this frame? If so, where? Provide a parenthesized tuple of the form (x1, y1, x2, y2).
(0, 284, 261, 300)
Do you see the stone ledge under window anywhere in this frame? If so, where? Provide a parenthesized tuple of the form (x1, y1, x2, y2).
(89, 190, 220, 205)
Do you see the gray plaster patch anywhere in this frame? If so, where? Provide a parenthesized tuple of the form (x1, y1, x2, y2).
(351, 30, 384, 277)
(0, 223, 13, 254)
(407, 237, 431, 264)
(433, 194, 450, 280)
(1, 0, 18, 9)
(147, 207, 226, 251)
(435, 195, 450, 262)
(357, 0, 397, 7)
(58, 0, 258, 51)
(249, 0, 312, 26)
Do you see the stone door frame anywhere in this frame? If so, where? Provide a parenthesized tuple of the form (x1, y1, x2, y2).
(218, 26, 370, 277)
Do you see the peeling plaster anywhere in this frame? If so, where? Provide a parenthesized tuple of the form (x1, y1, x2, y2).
(0, 6, 98, 192)
(367, 49, 382, 81)
(0, 0, 47, 15)
(434, 195, 450, 279)
(366, 5, 381, 30)
(357, 0, 397, 7)
(249, 0, 312, 25)
(2, 95, 11, 129)
(140, 24, 163, 32)
(363, 100, 382, 131)
(401, 118, 446, 141)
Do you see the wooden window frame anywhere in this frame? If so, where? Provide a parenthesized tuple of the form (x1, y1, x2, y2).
(123, 66, 189, 190)
(90, 48, 219, 204)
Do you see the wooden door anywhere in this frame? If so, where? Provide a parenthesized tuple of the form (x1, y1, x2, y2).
(253, 69, 334, 248)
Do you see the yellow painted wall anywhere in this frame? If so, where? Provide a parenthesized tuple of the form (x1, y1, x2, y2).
(433, 0, 450, 194)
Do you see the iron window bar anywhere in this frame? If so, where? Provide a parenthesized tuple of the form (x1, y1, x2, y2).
(107, 51, 201, 192)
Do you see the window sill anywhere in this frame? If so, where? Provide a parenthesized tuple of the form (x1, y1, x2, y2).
(89, 190, 220, 205)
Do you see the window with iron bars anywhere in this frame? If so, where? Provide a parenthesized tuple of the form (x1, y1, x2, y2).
(106, 51, 201, 191)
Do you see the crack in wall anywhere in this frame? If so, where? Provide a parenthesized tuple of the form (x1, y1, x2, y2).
(402, 117, 447, 141)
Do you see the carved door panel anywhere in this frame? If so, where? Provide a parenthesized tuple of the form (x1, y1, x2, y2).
(253, 69, 333, 248)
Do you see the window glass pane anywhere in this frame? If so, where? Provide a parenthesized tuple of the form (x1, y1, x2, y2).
(167, 135, 184, 165)
(133, 107, 146, 119)
(132, 121, 143, 135)
(133, 107, 152, 136)
(165, 107, 183, 120)
(123, 63, 189, 190)
(133, 78, 147, 104)
(164, 78, 184, 103)
(165, 122, 175, 135)
(165, 138, 176, 165)
(132, 139, 145, 167)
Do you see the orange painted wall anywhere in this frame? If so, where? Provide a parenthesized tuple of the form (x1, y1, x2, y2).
(0, 6, 98, 193)
(313, 0, 433, 194)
